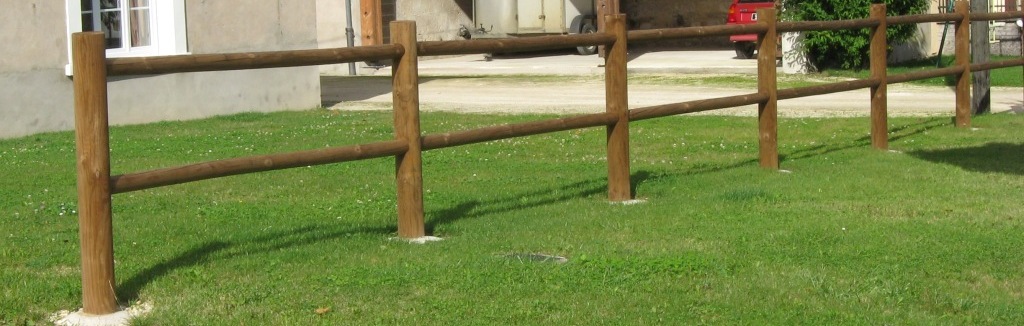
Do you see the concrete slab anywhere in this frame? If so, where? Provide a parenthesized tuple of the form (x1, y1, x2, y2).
(355, 49, 757, 76)
(51, 302, 152, 326)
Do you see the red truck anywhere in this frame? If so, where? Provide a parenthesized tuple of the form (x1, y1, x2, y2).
(727, 0, 776, 59)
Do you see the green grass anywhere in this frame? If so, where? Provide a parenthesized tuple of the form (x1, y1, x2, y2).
(634, 55, 1024, 88)
(2, 110, 1023, 324)
(821, 55, 1024, 87)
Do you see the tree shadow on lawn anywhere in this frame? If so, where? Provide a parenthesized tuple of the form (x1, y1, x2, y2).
(908, 142, 1024, 175)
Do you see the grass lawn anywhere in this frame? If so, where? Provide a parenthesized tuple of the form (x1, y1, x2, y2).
(622, 55, 1024, 89)
(2, 109, 1023, 324)
(821, 55, 1024, 88)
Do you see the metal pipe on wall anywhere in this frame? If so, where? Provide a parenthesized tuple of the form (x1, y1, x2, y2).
(346, 0, 357, 75)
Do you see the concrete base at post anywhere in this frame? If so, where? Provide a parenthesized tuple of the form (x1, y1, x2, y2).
(51, 302, 151, 326)
(391, 236, 444, 244)
(610, 199, 647, 205)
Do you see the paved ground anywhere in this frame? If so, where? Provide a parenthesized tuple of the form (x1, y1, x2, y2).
(324, 49, 1024, 117)
(360, 49, 759, 75)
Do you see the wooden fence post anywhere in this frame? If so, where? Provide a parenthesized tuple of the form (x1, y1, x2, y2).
(597, 0, 620, 58)
(757, 8, 779, 169)
(605, 14, 632, 202)
(361, 0, 383, 46)
(955, 0, 972, 127)
(72, 32, 119, 315)
(390, 21, 426, 238)
(870, 4, 889, 150)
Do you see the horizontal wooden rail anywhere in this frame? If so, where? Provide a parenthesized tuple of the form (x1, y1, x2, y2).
(110, 140, 409, 193)
(74, 4, 1024, 317)
(421, 112, 618, 150)
(970, 57, 1024, 72)
(629, 92, 769, 121)
(107, 45, 404, 76)
(970, 11, 1023, 22)
(777, 78, 880, 100)
(418, 33, 615, 56)
(887, 66, 965, 84)
(777, 19, 879, 33)
(627, 24, 768, 42)
(887, 12, 962, 25)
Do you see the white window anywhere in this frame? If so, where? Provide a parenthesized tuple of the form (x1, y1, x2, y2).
(65, 0, 188, 74)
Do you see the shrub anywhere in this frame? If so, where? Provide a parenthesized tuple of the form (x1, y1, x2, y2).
(781, 0, 930, 70)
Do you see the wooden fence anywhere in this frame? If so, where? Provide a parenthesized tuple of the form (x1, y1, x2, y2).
(71, 2, 1023, 315)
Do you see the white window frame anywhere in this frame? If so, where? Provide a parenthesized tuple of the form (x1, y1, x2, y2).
(65, 0, 188, 75)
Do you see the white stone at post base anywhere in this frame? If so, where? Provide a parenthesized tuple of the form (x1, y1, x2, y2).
(782, 31, 813, 74)
(51, 302, 151, 326)
(610, 199, 646, 205)
(392, 236, 443, 244)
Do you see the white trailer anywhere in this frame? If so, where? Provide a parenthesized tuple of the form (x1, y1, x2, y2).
(470, 0, 598, 55)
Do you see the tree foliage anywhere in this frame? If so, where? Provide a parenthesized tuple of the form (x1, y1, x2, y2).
(781, 0, 930, 70)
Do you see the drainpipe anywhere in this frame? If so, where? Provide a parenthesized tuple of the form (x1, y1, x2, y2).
(345, 0, 357, 75)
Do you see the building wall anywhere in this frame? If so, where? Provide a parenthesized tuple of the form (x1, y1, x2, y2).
(317, 0, 358, 75)
(398, 0, 473, 42)
(906, 0, 1022, 60)
(0, 0, 322, 139)
(0, 1, 76, 139)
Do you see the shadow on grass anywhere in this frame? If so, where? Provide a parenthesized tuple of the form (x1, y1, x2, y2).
(425, 171, 654, 234)
(115, 118, 956, 302)
(626, 118, 951, 184)
(908, 142, 1024, 175)
(781, 117, 949, 161)
(117, 223, 396, 302)
(117, 241, 229, 302)
(116, 172, 657, 301)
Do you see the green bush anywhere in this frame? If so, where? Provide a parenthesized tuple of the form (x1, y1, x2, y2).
(781, 0, 930, 70)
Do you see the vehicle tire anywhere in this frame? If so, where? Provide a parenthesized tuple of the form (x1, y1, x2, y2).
(734, 42, 756, 59)
(576, 22, 598, 55)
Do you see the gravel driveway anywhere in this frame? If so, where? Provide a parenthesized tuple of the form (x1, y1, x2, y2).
(323, 75, 1024, 118)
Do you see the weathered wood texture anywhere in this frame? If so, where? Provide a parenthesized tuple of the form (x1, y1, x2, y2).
(107, 45, 403, 75)
(597, 0, 620, 57)
(887, 13, 962, 25)
(628, 24, 769, 42)
(870, 4, 889, 150)
(71, 32, 118, 315)
(971, 0, 992, 115)
(418, 33, 615, 57)
(777, 19, 878, 33)
(391, 21, 426, 239)
(360, 0, 383, 46)
(969, 11, 1024, 21)
(970, 57, 1024, 71)
(888, 66, 965, 84)
(605, 14, 631, 202)
(629, 93, 769, 121)
(776, 79, 881, 100)
(955, 1, 972, 127)
(422, 113, 617, 151)
(757, 8, 779, 170)
(111, 140, 408, 193)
